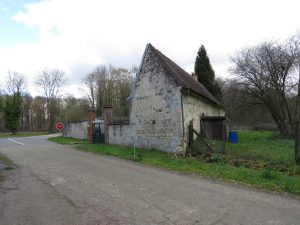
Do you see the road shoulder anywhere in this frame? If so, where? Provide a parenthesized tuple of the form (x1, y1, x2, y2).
(0, 167, 87, 225)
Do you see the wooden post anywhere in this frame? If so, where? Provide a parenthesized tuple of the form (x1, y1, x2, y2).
(188, 120, 194, 152)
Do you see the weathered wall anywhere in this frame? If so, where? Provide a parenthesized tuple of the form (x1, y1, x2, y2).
(108, 124, 132, 146)
(63, 121, 88, 139)
(63, 119, 104, 140)
(130, 47, 184, 153)
(182, 93, 225, 148)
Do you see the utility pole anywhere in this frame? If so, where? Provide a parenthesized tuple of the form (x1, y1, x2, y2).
(295, 63, 300, 165)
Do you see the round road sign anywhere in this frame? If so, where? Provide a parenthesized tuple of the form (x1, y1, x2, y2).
(56, 122, 64, 130)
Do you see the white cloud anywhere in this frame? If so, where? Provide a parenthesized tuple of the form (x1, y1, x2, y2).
(0, 0, 299, 96)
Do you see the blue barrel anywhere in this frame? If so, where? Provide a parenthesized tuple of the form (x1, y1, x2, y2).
(228, 131, 238, 143)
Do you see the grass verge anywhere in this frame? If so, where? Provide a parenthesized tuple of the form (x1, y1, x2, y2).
(0, 153, 14, 182)
(0, 132, 49, 138)
(48, 136, 300, 195)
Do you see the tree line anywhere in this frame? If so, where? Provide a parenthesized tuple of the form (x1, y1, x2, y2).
(1, 32, 299, 141)
(0, 66, 133, 133)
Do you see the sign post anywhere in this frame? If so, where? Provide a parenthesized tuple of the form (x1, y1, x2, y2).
(56, 122, 64, 136)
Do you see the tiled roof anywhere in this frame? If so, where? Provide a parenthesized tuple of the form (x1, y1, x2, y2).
(148, 43, 219, 105)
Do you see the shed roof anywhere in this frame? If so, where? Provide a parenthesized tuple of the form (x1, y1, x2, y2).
(147, 43, 219, 105)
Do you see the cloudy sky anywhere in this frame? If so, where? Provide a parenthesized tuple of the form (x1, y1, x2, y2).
(0, 0, 299, 97)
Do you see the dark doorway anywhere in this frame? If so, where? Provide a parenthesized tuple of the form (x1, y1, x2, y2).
(201, 116, 227, 141)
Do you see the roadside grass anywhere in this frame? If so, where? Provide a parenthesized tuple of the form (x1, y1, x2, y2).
(0, 153, 14, 182)
(0, 154, 13, 166)
(48, 136, 88, 145)
(48, 132, 300, 195)
(0, 131, 49, 138)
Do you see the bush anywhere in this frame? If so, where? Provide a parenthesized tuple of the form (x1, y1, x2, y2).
(205, 153, 227, 164)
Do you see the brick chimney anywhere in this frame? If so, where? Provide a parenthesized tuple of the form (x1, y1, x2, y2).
(87, 109, 96, 144)
(103, 106, 113, 144)
(192, 73, 198, 81)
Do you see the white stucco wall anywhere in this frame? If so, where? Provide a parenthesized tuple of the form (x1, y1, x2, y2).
(182, 92, 225, 148)
(63, 121, 88, 139)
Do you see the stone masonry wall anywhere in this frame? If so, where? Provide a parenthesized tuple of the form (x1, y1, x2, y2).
(182, 93, 225, 148)
(108, 124, 132, 146)
(63, 121, 88, 139)
(130, 47, 184, 153)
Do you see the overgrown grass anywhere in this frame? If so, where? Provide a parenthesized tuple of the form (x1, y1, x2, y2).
(49, 133, 300, 195)
(0, 132, 49, 138)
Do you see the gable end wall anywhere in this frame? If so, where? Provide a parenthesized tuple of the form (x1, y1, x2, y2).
(130, 47, 184, 153)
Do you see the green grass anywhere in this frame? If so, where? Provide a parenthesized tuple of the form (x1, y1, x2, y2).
(48, 136, 88, 145)
(227, 131, 294, 165)
(0, 131, 49, 138)
(0, 153, 14, 182)
(0, 154, 13, 166)
(48, 133, 300, 195)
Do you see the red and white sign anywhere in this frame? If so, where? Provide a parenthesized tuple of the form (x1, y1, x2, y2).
(56, 122, 64, 130)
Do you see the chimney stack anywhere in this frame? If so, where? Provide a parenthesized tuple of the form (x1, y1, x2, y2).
(192, 73, 198, 81)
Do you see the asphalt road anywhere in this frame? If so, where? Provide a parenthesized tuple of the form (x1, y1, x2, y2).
(0, 135, 300, 225)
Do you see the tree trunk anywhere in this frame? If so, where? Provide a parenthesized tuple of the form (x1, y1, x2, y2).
(295, 64, 300, 165)
(295, 122, 300, 164)
(267, 104, 292, 138)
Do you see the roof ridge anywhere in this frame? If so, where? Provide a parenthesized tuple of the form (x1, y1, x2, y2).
(148, 44, 219, 105)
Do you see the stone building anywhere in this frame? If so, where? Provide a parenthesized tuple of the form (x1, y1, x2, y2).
(127, 43, 225, 153)
(66, 43, 225, 153)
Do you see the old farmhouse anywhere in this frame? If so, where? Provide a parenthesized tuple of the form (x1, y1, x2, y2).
(111, 43, 225, 153)
(64, 43, 225, 153)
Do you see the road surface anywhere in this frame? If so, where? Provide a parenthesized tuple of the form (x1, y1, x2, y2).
(0, 135, 300, 225)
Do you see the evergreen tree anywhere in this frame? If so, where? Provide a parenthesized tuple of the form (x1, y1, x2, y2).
(3, 93, 23, 134)
(194, 45, 222, 100)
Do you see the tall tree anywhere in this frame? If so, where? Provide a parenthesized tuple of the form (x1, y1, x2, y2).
(31, 96, 47, 131)
(3, 93, 22, 134)
(295, 64, 300, 165)
(81, 65, 132, 117)
(2, 72, 26, 134)
(194, 45, 222, 100)
(81, 72, 98, 109)
(230, 33, 300, 138)
(35, 69, 66, 132)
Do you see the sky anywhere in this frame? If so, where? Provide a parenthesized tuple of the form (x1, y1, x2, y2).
(0, 0, 299, 97)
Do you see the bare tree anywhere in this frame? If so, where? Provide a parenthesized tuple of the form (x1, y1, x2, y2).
(81, 72, 98, 109)
(81, 65, 133, 116)
(4, 71, 26, 95)
(230, 33, 300, 138)
(35, 69, 66, 132)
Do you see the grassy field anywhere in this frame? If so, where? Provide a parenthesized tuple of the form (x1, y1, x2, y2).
(0, 131, 49, 138)
(48, 131, 300, 195)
